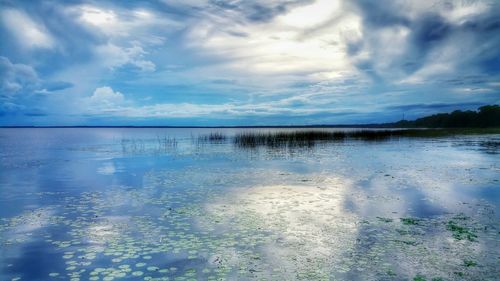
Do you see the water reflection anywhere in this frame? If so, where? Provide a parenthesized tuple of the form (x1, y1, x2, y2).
(479, 139, 500, 154)
(205, 178, 359, 280)
(0, 128, 498, 280)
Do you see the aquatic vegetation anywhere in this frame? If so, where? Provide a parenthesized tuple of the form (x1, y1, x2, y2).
(232, 128, 500, 148)
(386, 269, 397, 276)
(121, 136, 178, 154)
(132, 271, 144, 276)
(377, 217, 393, 223)
(393, 239, 419, 246)
(1, 129, 499, 280)
(1, 167, 498, 280)
(413, 275, 427, 281)
(400, 217, 421, 225)
(463, 260, 477, 267)
(446, 220, 477, 241)
(197, 132, 227, 143)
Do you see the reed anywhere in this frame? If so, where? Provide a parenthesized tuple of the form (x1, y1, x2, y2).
(197, 132, 227, 144)
(232, 128, 500, 148)
(121, 136, 178, 153)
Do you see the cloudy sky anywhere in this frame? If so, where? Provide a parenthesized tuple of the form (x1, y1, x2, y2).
(1, 0, 499, 126)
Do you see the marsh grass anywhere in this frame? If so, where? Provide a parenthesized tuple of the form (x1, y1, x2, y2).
(121, 128, 500, 152)
(197, 132, 227, 144)
(121, 136, 178, 154)
(156, 135, 178, 149)
(229, 128, 500, 148)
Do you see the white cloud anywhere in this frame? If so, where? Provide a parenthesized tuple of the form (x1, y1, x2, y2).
(352, 25, 412, 81)
(89, 86, 124, 106)
(82, 96, 357, 119)
(65, 4, 181, 73)
(133, 60, 156, 72)
(72, 5, 182, 38)
(1, 9, 54, 49)
(398, 32, 475, 85)
(279, 0, 341, 29)
(96, 43, 156, 72)
(185, 0, 362, 81)
(379, 1, 489, 23)
(440, 1, 490, 24)
(2, 0, 497, 125)
(79, 6, 117, 26)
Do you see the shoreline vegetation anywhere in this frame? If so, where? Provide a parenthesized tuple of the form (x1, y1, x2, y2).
(226, 128, 500, 148)
(116, 105, 500, 151)
(118, 128, 500, 153)
(121, 104, 500, 150)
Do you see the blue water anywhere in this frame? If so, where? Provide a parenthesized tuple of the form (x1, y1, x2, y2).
(0, 128, 499, 280)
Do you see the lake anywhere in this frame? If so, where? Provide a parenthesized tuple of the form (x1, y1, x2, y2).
(0, 128, 499, 280)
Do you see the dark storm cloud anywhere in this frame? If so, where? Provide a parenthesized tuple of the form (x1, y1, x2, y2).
(351, 0, 500, 80)
(352, 59, 382, 83)
(352, 0, 410, 27)
(210, 0, 314, 23)
(411, 14, 451, 60)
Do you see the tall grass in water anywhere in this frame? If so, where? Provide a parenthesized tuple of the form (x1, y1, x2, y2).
(233, 130, 399, 148)
(121, 136, 177, 154)
(197, 132, 227, 144)
(156, 135, 178, 151)
(232, 129, 497, 148)
(234, 131, 345, 148)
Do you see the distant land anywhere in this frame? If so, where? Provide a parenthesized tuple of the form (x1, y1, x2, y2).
(389, 104, 500, 128)
(1, 105, 499, 129)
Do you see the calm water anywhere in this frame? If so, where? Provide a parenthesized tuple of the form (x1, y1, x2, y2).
(0, 128, 499, 281)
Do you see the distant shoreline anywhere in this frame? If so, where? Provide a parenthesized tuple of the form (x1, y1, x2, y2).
(0, 125, 394, 129)
(2, 105, 498, 129)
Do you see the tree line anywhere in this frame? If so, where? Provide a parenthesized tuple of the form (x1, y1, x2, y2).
(392, 105, 500, 128)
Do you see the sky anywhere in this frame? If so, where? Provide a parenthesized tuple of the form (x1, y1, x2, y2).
(1, 0, 499, 126)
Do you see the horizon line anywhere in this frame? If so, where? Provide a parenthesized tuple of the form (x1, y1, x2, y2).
(0, 124, 393, 129)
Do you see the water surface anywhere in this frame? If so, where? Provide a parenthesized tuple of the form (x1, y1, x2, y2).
(1, 128, 499, 280)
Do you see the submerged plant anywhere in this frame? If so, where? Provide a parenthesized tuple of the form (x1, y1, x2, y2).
(386, 269, 397, 276)
(413, 274, 427, 281)
(400, 217, 421, 225)
(198, 132, 228, 143)
(463, 260, 477, 267)
(446, 221, 477, 241)
(377, 217, 393, 223)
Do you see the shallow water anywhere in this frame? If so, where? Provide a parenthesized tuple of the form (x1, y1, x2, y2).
(0, 128, 499, 281)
